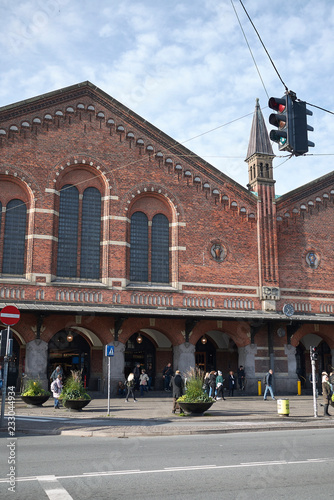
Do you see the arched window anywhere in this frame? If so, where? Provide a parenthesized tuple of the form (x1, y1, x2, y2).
(57, 184, 102, 280)
(151, 214, 169, 283)
(130, 211, 170, 284)
(57, 185, 79, 278)
(80, 187, 101, 279)
(2, 199, 27, 275)
(130, 212, 148, 282)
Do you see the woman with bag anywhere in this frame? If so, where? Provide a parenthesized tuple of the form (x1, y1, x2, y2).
(125, 373, 137, 403)
(216, 370, 225, 400)
(322, 372, 332, 417)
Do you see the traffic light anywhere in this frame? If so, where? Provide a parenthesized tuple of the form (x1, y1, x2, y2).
(0, 329, 7, 357)
(291, 99, 315, 156)
(268, 92, 315, 156)
(310, 346, 318, 361)
(268, 94, 292, 152)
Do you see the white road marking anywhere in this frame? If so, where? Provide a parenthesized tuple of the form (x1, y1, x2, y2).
(1, 457, 334, 484)
(37, 475, 74, 500)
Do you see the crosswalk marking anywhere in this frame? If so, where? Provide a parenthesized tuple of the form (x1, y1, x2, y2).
(37, 475, 74, 500)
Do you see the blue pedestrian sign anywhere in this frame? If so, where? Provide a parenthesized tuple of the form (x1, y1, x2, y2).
(105, 345, 115, 357)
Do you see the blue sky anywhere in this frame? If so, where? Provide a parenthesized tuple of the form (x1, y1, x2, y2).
(0, 0, 333, 195)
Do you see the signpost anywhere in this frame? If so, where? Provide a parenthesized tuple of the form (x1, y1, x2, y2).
(1, 305, 20, 427)
(105, 345, 115, 415)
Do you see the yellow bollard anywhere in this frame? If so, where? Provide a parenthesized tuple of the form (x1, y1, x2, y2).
(297, 380, 301, 396)
(258, 380, 262, 396)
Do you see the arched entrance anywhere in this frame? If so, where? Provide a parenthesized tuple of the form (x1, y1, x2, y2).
(124, 332, 156, 382)
(195, 337, 216, 372)
(195, 331, 238, 375)
(48, 330, 91, 385)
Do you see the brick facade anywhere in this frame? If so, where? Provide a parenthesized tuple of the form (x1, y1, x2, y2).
(0, 82, 333, 394)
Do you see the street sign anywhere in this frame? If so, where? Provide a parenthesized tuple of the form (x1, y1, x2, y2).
(105, 345, 115, 357)
(0, 305, 20, 326)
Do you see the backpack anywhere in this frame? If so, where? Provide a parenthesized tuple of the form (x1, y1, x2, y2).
(51, 380, 58, 392)
(127, 379, 134, 388)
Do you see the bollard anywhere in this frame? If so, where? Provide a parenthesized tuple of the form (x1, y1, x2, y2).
(297, 380, 301, 396)
(258, 380, 262, 396)
(277, 399, 289, 416)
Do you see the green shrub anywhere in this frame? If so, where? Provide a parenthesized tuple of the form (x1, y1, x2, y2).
(22, 379, 50, 397)
(177, 368, 215, 404)
(60, 370, 91, 403)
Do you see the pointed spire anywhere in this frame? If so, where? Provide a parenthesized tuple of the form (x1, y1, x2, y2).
(246, 98, 274, 161)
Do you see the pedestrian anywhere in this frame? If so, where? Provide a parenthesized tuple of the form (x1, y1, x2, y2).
(125, 373, 137, 402)
(209, 371, 217, 399)
(171, 370, 184, 414)
(139, 369, 149, 396)
(329, 367, 334, 392)
(216, 370, 225, 400)
(117, 381, 126, 397)
(147, 362, 153, 391)
(50, 365, 63, 382)
(237, 365, 245, 390)
(228, 371, 236, 396)
(203, 372, 210, 394)
(162, 362, 173, 391)
(51, 374, 63, 409)
(133, 363, 141, 391)
(322, 372, 332, 417)
(263, 369, 276, 401)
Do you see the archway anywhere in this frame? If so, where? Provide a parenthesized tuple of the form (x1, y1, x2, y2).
(48, 330, 91, 385)
(124, 332, 156, 383)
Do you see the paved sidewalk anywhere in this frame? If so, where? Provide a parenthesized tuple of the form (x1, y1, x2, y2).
(2, 392, 334, 438)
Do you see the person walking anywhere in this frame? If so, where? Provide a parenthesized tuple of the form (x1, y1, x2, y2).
(322, 372, 332, 417)
(147, 363, 153, 391)
(51, 374, 63, 409)
(263, 369, 276, 401)
(133, 363, 141, 391)
(203, 372, 210, 395)
(162, 363, 173, 391)
(228, 370, 236, 397)
(50, 365, 63, 382)
(171, 370, 184, 414)
(216, 370, 225, 400)
(139, 369, 149, 397)
(208, 371, 217, 399)
(125, 373, 137, 402)
(237, 365, 245, 390)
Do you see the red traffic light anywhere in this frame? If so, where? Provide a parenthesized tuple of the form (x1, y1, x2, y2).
(268, 97, 286, 113)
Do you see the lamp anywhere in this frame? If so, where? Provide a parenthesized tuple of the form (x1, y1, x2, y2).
(201, 336, 207, 344)
(67, 333, 73, 342)
(136, 334, 143, 344)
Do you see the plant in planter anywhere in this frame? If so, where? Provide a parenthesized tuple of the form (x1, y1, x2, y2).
(60, 370, 91, 410)
(21, 379, 51, 406)
(177, 368, 215, 415)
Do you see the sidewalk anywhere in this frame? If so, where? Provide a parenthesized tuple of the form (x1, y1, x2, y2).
(2, 392, 334, 438)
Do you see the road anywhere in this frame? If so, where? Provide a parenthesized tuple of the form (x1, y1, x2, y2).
(1, 429, 333, 499)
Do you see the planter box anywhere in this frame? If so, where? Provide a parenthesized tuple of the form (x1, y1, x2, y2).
(63, 399, 91, 411)
(21, 395, 50, 406)
(178, 401, 214, 415)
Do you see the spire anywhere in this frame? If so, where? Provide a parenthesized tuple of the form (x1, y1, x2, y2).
(246, 98, 274, 161)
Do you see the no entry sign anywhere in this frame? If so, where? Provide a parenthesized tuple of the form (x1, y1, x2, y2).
(0, 305, 20, 326)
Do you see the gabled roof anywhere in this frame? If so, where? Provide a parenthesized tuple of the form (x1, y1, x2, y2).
(246, 98, 274, 161)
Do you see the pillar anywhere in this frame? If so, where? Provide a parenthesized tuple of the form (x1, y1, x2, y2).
(238, 343, 257, 394)
(24, 339, 48, 390)
(283, 344, 298, 393)
(173, 342, 195, 375)
(103, 342, 125, 396)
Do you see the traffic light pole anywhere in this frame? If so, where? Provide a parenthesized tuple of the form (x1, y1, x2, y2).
(311, 357, 318, 418)
(0, 326, 10, 427)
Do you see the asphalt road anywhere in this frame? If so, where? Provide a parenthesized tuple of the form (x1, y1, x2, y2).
(1, 429, 333, 499)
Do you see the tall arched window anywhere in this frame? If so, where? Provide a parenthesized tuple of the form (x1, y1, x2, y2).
(130, 211, 169, 284)
(57, 184, 102, 280)
(130, 212, 148, 282)
(2, 199, 27, 275)
(57, 185, 79, 278)
(151, 214, 169, 283)
(80, 187, 101, 279)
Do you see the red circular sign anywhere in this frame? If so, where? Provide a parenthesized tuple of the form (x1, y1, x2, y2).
(0, 305, 21, 326)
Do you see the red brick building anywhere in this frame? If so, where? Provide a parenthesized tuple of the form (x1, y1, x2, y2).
(0, 82, 333, 394)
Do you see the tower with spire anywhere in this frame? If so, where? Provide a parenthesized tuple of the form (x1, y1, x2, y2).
(246, 99, 279, 311)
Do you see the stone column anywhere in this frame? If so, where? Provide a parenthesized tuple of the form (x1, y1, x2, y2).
(103, 342, 125, 396)
(173, 342, 195, 375)
(283, 344, 298, 393)
(24, 339, 48, 390)
(238, 343, 258, 394)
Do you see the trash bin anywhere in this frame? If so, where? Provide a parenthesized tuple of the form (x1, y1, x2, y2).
(277, 399, 289, 416)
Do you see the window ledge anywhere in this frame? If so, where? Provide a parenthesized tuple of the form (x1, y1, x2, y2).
(52, 279, 106, 288)
(127, 283, 177, 292)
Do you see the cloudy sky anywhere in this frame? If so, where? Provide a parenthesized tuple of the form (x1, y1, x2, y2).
(0, 0, 333, 195)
